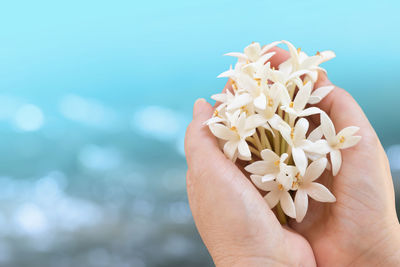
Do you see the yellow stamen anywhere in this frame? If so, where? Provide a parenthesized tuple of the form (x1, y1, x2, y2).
(316, 51, 321, 56)
(290, 128, 294, 139)
(213, 110, 219, 117)
(278, 184, 283, 190)
(297, 47, 301, 53)
(267, 97, 274, 107)
(240, 106, 248, 114)
(340, 136, 345, 143)
(274, 160, 280, 166)
(289, 102, 294, 108)
(230, 126, 237, 132)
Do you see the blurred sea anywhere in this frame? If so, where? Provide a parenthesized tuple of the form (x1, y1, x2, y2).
(0, 1, 400, 266)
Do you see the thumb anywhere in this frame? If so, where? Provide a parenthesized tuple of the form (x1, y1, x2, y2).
(185, 99, 283, 264)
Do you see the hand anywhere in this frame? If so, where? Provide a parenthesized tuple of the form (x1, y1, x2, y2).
(185, 99, 316, 266)
(184, 48, 400, 266)
(289, 57, 400, 266)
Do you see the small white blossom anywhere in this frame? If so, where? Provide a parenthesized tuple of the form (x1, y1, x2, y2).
(261, 180, 296, 218)
(320, 112, 361, 176)
(292, 158, 336, 222)
(245, 149, 295, 189)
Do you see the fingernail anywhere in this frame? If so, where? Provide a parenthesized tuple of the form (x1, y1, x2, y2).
(193, 98, 207, 117)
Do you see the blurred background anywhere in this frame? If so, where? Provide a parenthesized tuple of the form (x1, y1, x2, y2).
(0, 0, 399, 266)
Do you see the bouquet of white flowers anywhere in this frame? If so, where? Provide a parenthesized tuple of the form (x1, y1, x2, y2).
(206, 41, 361, 223)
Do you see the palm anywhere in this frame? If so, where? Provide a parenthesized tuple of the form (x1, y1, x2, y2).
(291, 85, 398, 265)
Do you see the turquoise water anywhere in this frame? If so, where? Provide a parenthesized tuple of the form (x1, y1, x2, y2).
(0, 1, 400, 266)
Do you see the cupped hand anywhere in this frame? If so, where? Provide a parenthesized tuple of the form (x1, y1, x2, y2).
(290, 62, 400, 266)
(185, 99, 316, 266)
(184, 48, 400, 266)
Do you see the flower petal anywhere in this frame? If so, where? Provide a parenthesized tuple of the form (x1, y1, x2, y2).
(319, 50, 336, 63)
(211, 93, 228, 103)
(204, 116, 225, 125)
(292, 147, 308, 176)
(320, 112, 336, 143)
(337, 126, 360, 138)
(261, 174, 276, 182)
(245, 161, 270, 175)
(299, 107, 321, 117)
(264, 190, 280, 208)
(244, 42, 261, 62)
(341, 136, 362, 149)
(260, 149, 280, 162)
(294, 118, 309, 144)
(303, 158, 327, 183)
(209, 124, 236, 140)
(330, 149, 342, 176)
(227, 94, 252, 111)
(294, 189, 308, 223)
(236, 112, 247, 133)
(246, 114, 267, 130)
(308, 85, 334, 104)
(238, 139, 251, 159)
(280, 191, 296, 218)
(217, 67, 235, 78)
(308, 126, 323, 142)
(224, 52, 247, 60)
(294, 81, 312, 111)
(260, 41, 282, 55)
(305, 182, 336, 202)
(257, 52, 276, 65)
(250, 175, 276, 191)
(223, 140, 239, 161)
(254, 94, 267, 110)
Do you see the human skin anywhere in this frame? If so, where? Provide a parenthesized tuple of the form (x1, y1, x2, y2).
(184, 48, 400, 266)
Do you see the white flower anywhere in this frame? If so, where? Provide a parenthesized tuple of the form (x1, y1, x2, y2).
(209, 111, 264, 161)
(281, 81, 321, 121)
(293, 158, 336, 222)
(280, 40, 336, 82)
(225, 41, 280, 64)
(245, 149, 296, 189)
(253, 83, 286, 132)
(260, 180, 296, 218)
(280, 118, 314, 176)
(320, 112, 362, 175)
(303, 126, 331, 167)
(204, 104, 228, 125)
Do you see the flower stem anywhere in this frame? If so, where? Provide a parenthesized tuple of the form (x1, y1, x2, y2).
(276, 203, 287, 225)
(259, 127, 272, 150)
(249, 145, 261, 158)
(252, 132, 263, 152)
(273, 129, 281, 155)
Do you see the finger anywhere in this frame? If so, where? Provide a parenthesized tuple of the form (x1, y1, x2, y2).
(185, 99, 285, 261)
(266, 46, 290, 68)
(185, 98, 227, 167)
